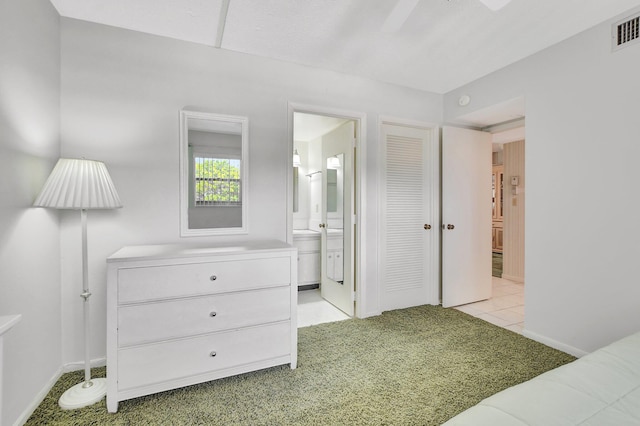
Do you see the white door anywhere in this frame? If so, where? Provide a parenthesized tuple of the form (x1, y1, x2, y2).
(379, 123, 439, 311)
(442, 126, 493, 308)
(320, 121, 355, 316)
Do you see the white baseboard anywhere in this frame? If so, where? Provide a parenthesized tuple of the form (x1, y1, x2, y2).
(62, 357, 106, 373)
(361, 309, 381, 319)
(12, 357, 107, 426)
(522, 329, 588, 358)
(501, 274, 523, 283)
(13, 367, 63, 426)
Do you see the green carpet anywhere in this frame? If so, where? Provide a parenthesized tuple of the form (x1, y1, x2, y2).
(27, 305, 574, 425)
(492, 252, 503, 277)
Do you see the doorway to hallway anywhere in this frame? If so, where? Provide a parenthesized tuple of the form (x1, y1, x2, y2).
(455, 276, 524, 334)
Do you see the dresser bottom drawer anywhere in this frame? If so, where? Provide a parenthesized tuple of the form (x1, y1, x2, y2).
(117, 321, 290, 390)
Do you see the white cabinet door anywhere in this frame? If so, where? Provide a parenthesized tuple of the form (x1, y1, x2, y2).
(298, 252, 320, 285)
(442, 126, 493, 307)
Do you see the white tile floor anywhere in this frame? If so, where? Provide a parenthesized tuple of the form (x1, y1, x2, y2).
(297, 288, 351, 328)
(297, 277, 524, 332)
(454, 277, 525, 334)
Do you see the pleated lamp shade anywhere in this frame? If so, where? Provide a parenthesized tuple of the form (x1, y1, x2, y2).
(34, 158, 122, 210)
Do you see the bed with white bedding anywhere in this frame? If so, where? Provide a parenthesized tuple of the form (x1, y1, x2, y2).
(443, 331, 640, 425)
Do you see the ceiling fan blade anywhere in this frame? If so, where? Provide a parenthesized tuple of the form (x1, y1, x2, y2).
(478, 0, 512, 11)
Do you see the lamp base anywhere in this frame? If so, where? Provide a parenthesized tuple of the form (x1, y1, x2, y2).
(58, 378, 107, 410)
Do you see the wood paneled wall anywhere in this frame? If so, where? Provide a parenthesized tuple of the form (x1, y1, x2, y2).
(503, 140, 525, 282)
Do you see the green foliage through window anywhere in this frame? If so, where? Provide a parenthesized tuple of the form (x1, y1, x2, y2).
(194, 156, 241, 205)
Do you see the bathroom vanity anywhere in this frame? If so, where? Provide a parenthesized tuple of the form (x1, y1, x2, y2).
(292, 230, 321, 287)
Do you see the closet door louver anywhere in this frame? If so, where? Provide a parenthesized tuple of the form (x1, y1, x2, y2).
(380, 123, 438, 311)
(385, 134, 424, 291)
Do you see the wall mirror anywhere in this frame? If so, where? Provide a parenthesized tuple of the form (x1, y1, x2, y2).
(324, 152, 344, 283)
(293, 167, 299, 213)
(179, 110, 248, 236)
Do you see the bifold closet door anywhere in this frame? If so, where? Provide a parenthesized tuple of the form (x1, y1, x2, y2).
(379, 122, 439, 311)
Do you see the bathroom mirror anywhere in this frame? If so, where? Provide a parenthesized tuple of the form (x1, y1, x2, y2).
(326, 154, 343, 218)
(179, 110, 248, 236)
(324, 153, 344, 284)
(293, 167, 299, 213)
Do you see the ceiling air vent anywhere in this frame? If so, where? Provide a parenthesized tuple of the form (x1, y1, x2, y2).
(613, 14, 640, 51)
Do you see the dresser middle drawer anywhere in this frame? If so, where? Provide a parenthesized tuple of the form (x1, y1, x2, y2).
(118, 256, 291, 303)
(117, 286, 291, 347)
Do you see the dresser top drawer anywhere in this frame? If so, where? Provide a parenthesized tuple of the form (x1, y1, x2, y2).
(117, 256, 291, 304)
(108, 240, 295, 264)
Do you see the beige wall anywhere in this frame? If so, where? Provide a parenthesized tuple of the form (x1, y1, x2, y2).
(502, 140, 525, 282)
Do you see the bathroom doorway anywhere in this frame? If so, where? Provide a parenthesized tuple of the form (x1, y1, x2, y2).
(289, 106, 362, 323)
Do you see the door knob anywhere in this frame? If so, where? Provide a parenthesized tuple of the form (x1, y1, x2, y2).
(423, 224, 431, 230)
(447, 224, 455, 230)
(319, 223, 326, 228)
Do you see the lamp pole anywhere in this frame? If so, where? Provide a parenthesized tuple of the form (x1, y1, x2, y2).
(80, 208, 93, 388)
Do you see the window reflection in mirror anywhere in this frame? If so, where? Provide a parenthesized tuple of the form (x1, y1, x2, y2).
(325, 153, 344, 284)
(179, 110, 248, 236)
(326, 169, 337, 213)
(293, 167, 299, 213)
(326, 154, 343, 219)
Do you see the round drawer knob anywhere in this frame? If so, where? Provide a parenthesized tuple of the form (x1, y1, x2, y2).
(210, 311, 217, 317)
(210, 275, 217, 281)
(210, 351, 217, 357)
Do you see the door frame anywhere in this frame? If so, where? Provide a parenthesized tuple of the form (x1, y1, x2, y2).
(377, 116, 441, 309)
(287, 102, 367, 319)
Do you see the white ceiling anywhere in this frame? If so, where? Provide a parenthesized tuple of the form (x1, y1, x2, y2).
(49, 0, 640, 94)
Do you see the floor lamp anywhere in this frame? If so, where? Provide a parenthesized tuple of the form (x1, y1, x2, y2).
(34, 158, 122, 410)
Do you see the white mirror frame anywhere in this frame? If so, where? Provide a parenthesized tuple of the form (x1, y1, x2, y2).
(179, 110, 249, 237)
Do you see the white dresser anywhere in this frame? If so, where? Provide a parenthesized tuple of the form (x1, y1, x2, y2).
(106, 240, 297, 413)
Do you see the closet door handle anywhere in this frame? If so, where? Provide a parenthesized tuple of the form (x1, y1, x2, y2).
(318, 223, 326, 228)
(447, 224, 455, 230)
(424, 224, 431, 230)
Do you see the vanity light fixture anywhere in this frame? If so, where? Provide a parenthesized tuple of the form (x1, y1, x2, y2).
(327, 156, 341, 169)
(33, 158, 122, 410)
(293, 149, 301, 167)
